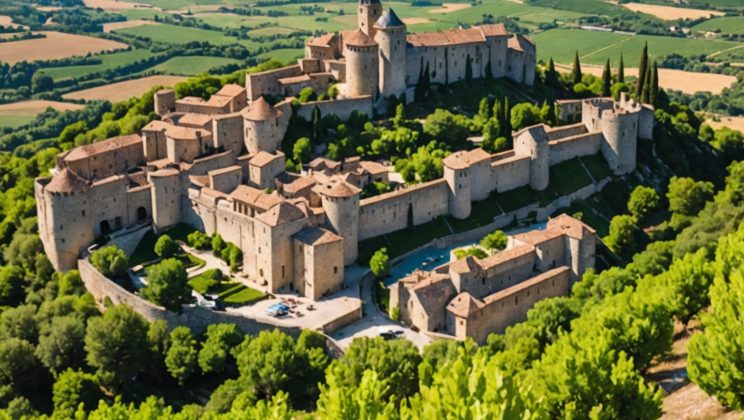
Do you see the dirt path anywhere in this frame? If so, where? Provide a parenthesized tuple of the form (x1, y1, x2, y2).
(709, 44, 744, 59)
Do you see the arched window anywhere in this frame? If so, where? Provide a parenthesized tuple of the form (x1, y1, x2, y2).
(137, 207, 147, 221)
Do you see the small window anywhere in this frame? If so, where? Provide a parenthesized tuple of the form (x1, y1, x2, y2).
(334, 266, 338, 274)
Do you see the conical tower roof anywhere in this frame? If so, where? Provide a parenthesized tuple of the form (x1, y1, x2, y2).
(375, 8, 405, 29)
(45, 168, 88, 194)
(241, 97, 282, 121)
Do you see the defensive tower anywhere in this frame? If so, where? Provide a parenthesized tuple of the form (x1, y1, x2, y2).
(148, 168, 181, 231)
(443, 154, 472, 220)
(317, 181, 361, 265)
(374, 9, 407, 99)
(358, 0, 382, 37)
(241, 97, 285, 154)
(344, 30, 379, 98)
(514, 125, 549, 191)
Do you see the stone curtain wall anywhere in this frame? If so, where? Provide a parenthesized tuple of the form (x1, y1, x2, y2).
(295, 96, 374, 121)
(547, 132, 602, 165)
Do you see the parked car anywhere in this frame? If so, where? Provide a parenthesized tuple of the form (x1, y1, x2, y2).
(266, 303, 290, 317)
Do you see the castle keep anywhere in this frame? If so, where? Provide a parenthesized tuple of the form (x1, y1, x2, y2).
(35, 1, 653, 324)
(245, 0, 536, 108)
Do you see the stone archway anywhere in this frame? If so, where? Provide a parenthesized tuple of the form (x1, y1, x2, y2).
(137, 206, 147, 221)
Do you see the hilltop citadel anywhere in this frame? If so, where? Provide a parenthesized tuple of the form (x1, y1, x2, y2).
(35, 0, 654, 342)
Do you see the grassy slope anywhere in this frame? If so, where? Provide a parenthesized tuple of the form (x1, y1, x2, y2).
(42, 49, 157, 80)
(150, 56, 240, 75)
(116, 23, 238, 45)
(692, 16, 744, 35)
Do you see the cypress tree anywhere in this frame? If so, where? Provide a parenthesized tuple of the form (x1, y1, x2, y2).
(312, 106, 322, 143)
(571, 51, 582, 85)
(415, 57, 424, 101)
(424, 62, 431, 98)
(465, 54, 473, 82)
(651, 61, 659, 106)
(547, 101, 557, 125)
(618, 53, 625, 83)
(485, 59, 493, 80)
(546, 57, 559, 88)
(492, 98, 502, 130)
(641, 62, 652, 104)
(637, 42, 648, 101)
(602, 59, 612, 97)
(503, 97, 512, 140)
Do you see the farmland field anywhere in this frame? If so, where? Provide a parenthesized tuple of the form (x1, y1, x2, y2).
(115, 23, 238, 45)
(62, 75, 187, 102)
(622, 3, 724, 20)
(532, 29, 743, 66)
(692, 17, 744, 35)
(706, 116, 744, 133)
(258, 48, 303, 63)
(42, 49, 158, 80)
(102, 19, 158, 33)
(0, 100, 84, 128)
(0, 31, 128, 64)
(150, 56, 240, 75)
(554, 63, 736, 94)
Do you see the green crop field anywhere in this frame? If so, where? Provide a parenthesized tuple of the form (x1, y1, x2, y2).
(43, 49, 158, 80)
(0, 115, 34, 128)
(131, 0, 224, 9)
(150, 56, 241, 75)
(692, 17, 744, 35)
(258, 48, 303, 63)
(116, 23, 239, 45)
(532, 28, 743, 66)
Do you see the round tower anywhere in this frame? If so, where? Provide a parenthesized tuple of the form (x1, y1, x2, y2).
(148, 168, 182, 231)
(344, 29, 379, 98)
(241, 97, 285, 154)
(374, 9, 407, 99)
(443, 153, 472, 220)
(600, 110, 638, 175)
(513, 125, 549, 191)
(358, 0, 382, 36)
(317, 181, 361, 266)
(39, 168, 94, 271)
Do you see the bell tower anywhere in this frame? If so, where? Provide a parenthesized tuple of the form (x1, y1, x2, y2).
(358, 0, 382, 36)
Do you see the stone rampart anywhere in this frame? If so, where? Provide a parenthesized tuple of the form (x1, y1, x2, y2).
(78, 258, 302, 337)
(547, 132, 602, 165)
(296, 96, 374, 121)
(358, 179, 449, 240)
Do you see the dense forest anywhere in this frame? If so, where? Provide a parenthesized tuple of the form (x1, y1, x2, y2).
(0, 44, 742, 418)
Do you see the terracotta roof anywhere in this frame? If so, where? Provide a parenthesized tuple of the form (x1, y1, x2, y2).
(189, 174, 209, 187)
(282, 176, 317, 194)
(443, 148, 492, 170)
(479, 23, 507, 37)
(359, 160, 388, 175)
(149, 168, 179, 178)
(208, 165, 241, 177)
(478, 244, 535, 270)
(230, 185, 283, 212)
(250, 151, 284, 168)
(165, 125, 209, 141)
(241, 97, 282, 121)
(316, 180, 361, 198)
(64, 134, 141, 162)
(306, 33, 336, 47)
(410, 275, 457, 317)
(142, 120, 170, 132)
(508, 34, 534, 52)
(278, 74, 312, 85)
(256, 202, 306, 226)
(178, 113, 213, 128)
(344, 29, 378, 47)
(447, 292, 482, 317)
(294, 226, 342, 245)
(375, 8, 405, 29)
(407, 27, 485, 47)
(547, 213, 596, 240)
(45, 168, 88, 193)
(450, 255, 481, 275)
(215, 84, 245, 98)
(309, 157, 341, 172)
(442, 152, 469, 170)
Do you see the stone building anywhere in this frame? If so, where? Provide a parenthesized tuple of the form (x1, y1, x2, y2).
(36, 25, 650, 304)
(389, 214, 596, 343)
(245, 0, 536, 105)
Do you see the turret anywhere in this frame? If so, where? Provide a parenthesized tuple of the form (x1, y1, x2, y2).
(241, 97, 286, 154)
(358, 0, 382, 37)
(374, 9, 407, 99)
(443, 153, 472, 220)
(513, 125, 549, 191)
(316, 181, 361, 265)
(154, 89, 176, 117)
(599, 109, 639, 175)
(344, 29, 379, 98)
(36, 169, 94, 271)
(148, 168, 181, 231)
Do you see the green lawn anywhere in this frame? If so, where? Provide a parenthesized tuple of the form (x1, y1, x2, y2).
(494, 186, 538, 213)
(151, 56, 241, 75)
(532, 28, 742, 66)
(0, 115, 34, 129)
(692, 16, 744, 35)
(549, 157, 594, 196)
(117, 23, 240, 45)
(43, 49, 158, 81)
(188, 269, 265, 305)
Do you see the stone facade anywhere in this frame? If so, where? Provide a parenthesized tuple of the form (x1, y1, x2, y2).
(245, 0, 536, 108)
(389, 214, 596, 343)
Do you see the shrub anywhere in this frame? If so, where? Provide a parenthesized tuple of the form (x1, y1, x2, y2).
(90, 245, 129, 278)
(187, 231, 210, 250)
(154, 234, 179, 259)
(370, 248, 390, 278)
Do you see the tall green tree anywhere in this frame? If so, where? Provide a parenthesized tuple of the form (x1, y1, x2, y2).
(602, 59, 612, 97)
(142, 258, 191, 312)
(370, 248, 391, 278)
(165, 326, 198, 386)
(571, 51, 582, 85)
(52, 369, 102, 418)
(89, 245, 129, 279)
(650, 61, 659, 107)
(85, 305, 150, 388)
(627, 185, 660, 222)
(545, 57, 559, 88)
(618, 52, 625, 83)
(637, 42, 649, 101)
